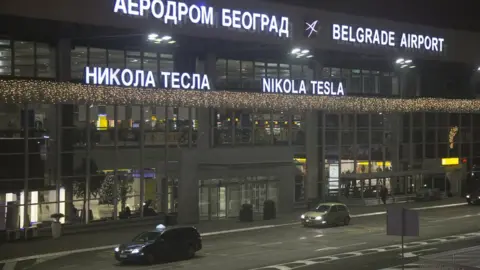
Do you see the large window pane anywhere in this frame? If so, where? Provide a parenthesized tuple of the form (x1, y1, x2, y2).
(14, 41, 34, 77)
(380, 72, 392, 96)
(227, 60, 241, 89)
(351, 69, 361, 93)
(36, 43, 55, 78)
(143, 52, 158, 79)
(108, 49, 125, 69)
(216, 59, 227, 89)
(89, 47, 107, 67)
(71, 46, 88, 79)
(0, 41, 12, 76)
(254, 62, 265, 89)
(279, 63, 290, 79)
(126, 51, 141, 69)
(241, 61, 254, 89)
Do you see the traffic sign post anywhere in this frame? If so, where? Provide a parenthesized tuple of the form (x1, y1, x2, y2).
(387, 206, 420, 269)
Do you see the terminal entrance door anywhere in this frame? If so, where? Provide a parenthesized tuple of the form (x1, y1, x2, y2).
(199, 176, 279, 221)
(199, 185, 226, 220)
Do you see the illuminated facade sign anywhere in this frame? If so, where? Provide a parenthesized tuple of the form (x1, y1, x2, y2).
(442, 157, 459, 166)
(332, 24, 445, 52)
(84, 67, 211, 90)
(113, 0, 290, 38)
(305, 20, 319, 38)
(262, 78, 345, 96)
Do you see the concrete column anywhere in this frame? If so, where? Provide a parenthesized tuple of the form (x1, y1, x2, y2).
(277, 165, 295, 213)
(177, 52, 215, 223)
(56, 39, 74, 220)
(305, 111, 318, 202)
(197, 52, 216, 151)
(305, 61, 323, 204)
(386, 113, 402, 173)
(177, 149, 199, 224)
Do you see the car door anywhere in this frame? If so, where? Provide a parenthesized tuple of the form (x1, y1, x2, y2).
(328, 205, 339, 224)
(165, 229, 185, 259)
(337, 205, 347, 220)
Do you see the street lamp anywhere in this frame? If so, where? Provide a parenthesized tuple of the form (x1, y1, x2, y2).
(290, 47, 314, 59)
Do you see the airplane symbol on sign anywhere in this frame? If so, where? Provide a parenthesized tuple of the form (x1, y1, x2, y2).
(305, 20, 319, 38)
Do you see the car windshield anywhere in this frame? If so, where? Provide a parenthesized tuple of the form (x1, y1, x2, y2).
(315, 205, 331, 212)
(132, 231, 161, 242)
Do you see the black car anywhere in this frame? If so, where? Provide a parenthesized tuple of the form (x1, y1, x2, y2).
(114, 226, 202, 264)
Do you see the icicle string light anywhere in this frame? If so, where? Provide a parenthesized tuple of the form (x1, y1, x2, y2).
(1, 79, 480, 113)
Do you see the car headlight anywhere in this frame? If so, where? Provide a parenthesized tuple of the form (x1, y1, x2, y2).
(131, 248, 141, 254)
(301, 215, 305, 219)
(466, 195, 470, 198)
(315, 216, 322, 220)
(114, 247, 119, 252)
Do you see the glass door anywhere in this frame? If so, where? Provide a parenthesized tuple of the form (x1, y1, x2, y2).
(198, 186, 209, 220)
(208, 186, 227, 219)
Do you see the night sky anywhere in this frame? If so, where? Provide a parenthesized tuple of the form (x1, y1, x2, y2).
(268, 0, 478, 31)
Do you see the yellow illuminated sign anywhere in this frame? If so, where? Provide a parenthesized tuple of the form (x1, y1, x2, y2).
(442, 157, 459, 166)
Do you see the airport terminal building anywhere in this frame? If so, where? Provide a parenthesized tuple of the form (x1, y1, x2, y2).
(0, 0, 479, 228)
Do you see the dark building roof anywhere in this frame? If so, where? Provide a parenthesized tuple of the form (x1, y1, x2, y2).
(267, 0, 480, 32)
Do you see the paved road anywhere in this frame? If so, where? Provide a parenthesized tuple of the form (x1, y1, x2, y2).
(283, 237, 480, 270)
(0, 198, 464, 261)
(21, 205, 480, 270)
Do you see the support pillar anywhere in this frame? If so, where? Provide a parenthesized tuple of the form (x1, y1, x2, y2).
(305, 111, 318, 203)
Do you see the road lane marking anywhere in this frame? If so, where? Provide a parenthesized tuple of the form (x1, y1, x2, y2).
(259, 242, 283, 247)
(429, 213, 480, 222)
(251, 231, 480, 270)
(315, 242, 367, 252)
(315, 247, 337, 252)
(0, 201, 467, 264)
(401, 248, 437, 258)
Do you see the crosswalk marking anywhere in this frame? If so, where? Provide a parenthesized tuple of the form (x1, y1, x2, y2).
(251, 231, 480, 270)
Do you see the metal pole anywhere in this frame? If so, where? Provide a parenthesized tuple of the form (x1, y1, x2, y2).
(113, 105, 119, 220)
(164, 106, 169, 212)
(401, 207, 405, 270)
(55, 104, 61, 218)
(321, 111, 326, 201)
(139, 105, 145, 218)
(23, 104, 29, 229)
(85, 105, 91, 224)
(188, 108, 193, 148)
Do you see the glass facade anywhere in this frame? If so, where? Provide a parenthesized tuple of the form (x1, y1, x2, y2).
(0, 40, 56, 78)
(0, 38, 475, 228)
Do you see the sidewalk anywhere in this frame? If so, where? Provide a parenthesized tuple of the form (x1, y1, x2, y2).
(0, 197, 466, 261)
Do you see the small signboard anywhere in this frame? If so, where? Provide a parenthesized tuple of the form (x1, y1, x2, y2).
(387, 207, 419, 237)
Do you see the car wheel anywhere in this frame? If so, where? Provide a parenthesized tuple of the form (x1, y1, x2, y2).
(145, 253, 155, 265)
(343, 216, 350, 226)
(186, 245, 196, 259)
